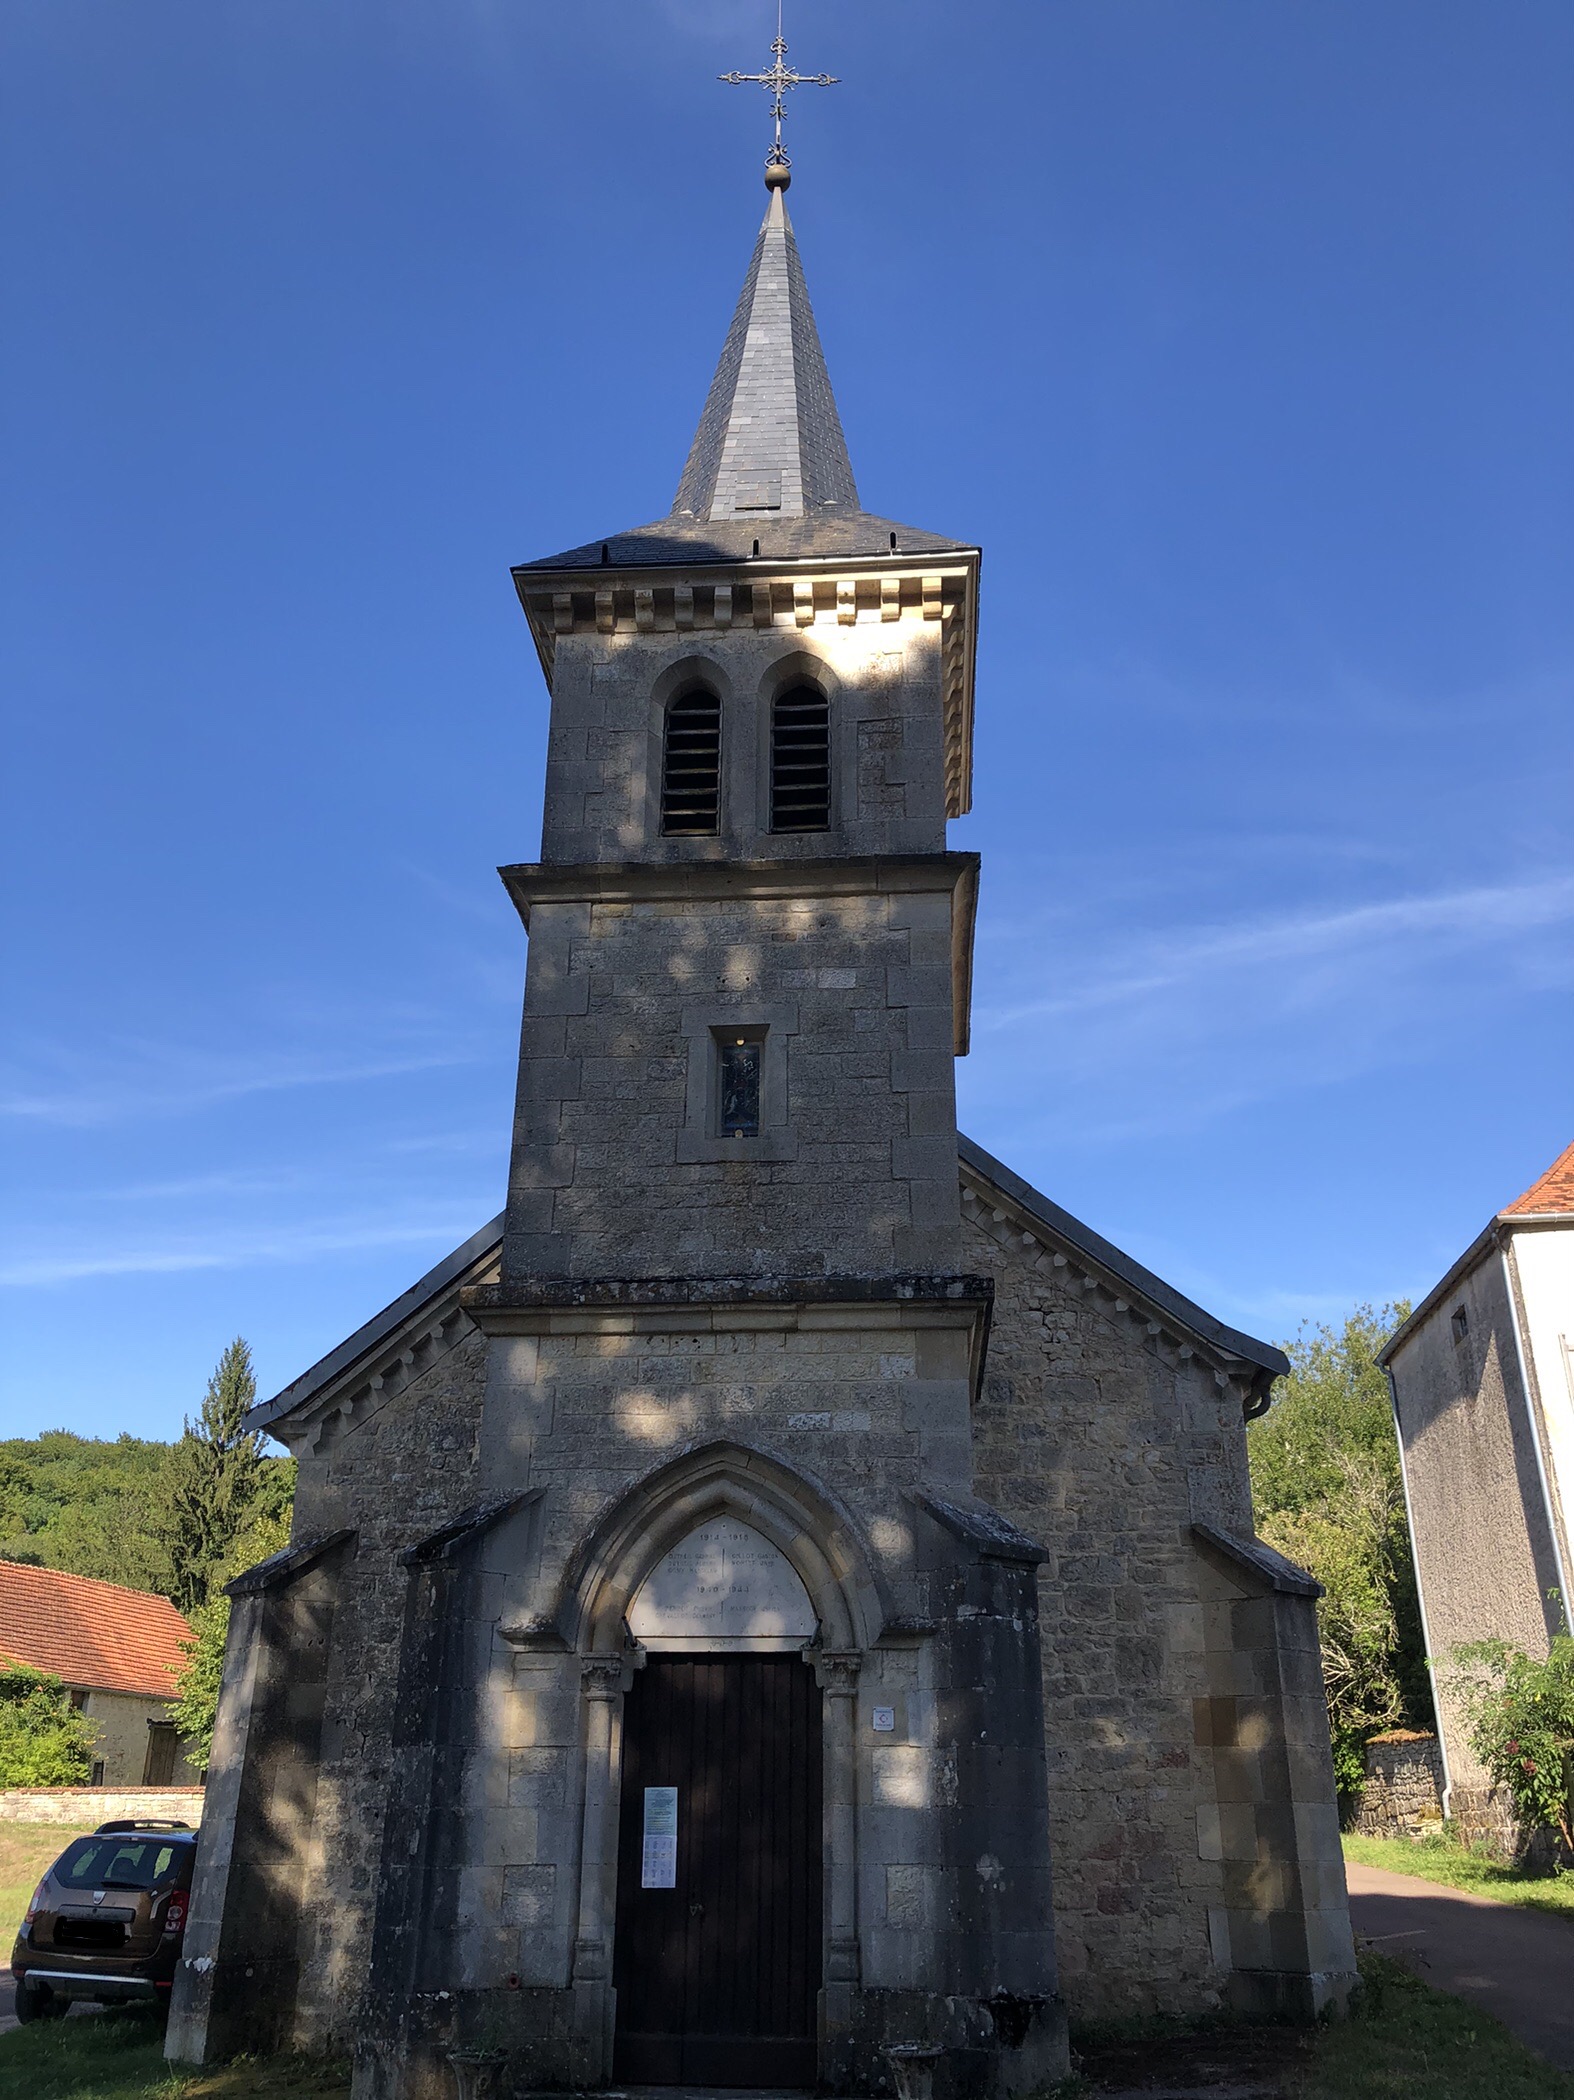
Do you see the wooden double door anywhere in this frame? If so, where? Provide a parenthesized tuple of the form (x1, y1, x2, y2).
(612, 1656, 823, 2087)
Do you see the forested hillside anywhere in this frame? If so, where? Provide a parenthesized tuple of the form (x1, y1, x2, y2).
(0, 1343, 296, 1772)
(0, 1430, 179, 1593)
(1, 1343, 295, 1614)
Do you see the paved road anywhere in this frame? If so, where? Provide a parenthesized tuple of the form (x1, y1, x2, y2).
(1346, 1859, 1574, 2068)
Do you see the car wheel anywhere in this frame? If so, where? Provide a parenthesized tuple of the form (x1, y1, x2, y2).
(14, 1978, 68, 2023)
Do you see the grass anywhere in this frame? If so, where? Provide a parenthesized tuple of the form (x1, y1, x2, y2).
(1345, 1830, 1574, 1923)
(1059, 1949, 1574, 2097)
(0, 1825, 97, 1947)
(1303, 1948, 1574, 2098)
(0, 2011, 349, 2100)
(1, 1938, 1565, 2100)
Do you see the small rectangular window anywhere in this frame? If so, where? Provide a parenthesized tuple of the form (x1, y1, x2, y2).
(714, 1030, 763, 1138)
(1451, 1305, 1470, 1344)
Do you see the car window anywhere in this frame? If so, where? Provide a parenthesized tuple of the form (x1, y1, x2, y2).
(54, 1836, 187, 1890)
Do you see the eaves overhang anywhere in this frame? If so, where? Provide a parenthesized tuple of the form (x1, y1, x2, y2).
(1376, 1208, 1574, 1369)
(246, 1213, 505, 1440)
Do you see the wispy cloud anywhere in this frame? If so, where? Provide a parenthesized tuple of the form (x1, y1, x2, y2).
(963, 869, 1574, 1145)
(977, 873, 1574, 1033)
(0, 1040, 483, 1129)
(0, 1214, 489, 1289)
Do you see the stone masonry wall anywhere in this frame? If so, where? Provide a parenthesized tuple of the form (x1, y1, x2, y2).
(540, 621, 948, 867)
(506, 888, 962, 1280)
(1388, 1255, 1563, 1791)
(1351, 1733, 1444, 1839)
(286, 1320, 490, 2054)
(479, 1309, 975, 1623)
(452, 1299, 990, 2067)
(961, 1201, 1257, 2020)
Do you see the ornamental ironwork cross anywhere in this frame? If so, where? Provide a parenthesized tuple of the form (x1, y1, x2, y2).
(718, 4, 838, 178)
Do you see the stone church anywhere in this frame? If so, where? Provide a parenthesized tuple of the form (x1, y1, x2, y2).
(168, 160, 1355, 2098)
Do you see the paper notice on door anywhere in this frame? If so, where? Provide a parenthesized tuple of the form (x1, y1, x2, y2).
(641, 1785, 678, 1888)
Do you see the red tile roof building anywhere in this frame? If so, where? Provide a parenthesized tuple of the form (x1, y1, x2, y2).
(0, 1560, 192, 1700)
(1500, 1138, 1574, 1218)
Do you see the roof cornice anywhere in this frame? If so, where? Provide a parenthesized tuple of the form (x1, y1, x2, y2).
(513, 552, 980, 819)
(499, 852, 979, 1059)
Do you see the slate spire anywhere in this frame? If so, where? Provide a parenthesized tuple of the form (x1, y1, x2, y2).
(672, 186, 859, 526)
(515, 178, 970, 572)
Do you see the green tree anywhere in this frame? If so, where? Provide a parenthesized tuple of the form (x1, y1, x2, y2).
(1248, 1302, 1428, 1796)
(169, 1603, 229, 1773)
(0, 1661, 97, 1785)
(169, 1457, 294, 1771)
(160, 1339, 266, 1614)
(1449, 1635, 1574, 1850)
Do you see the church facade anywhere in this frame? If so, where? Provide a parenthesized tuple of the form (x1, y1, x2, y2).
(168, 171, 1355, 2098)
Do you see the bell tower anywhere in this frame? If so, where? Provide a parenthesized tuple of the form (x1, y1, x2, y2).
(496, 176, 982, 1289)
(455, 143, 1066, 2097)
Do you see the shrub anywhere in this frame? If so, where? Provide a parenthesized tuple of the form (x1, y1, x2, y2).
(1450, 1633, 1574, 1849)
(0, 1659, 97, 1785)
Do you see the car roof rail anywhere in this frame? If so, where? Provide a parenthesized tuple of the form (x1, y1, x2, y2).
(93, 1818, 194, 1833)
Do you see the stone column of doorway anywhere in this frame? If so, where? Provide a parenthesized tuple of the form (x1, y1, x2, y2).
(571, 1655, 630, 2084)
(814, 1648, 862, 2080)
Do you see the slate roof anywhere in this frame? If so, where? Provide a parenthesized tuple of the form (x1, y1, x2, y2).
(0, 1561, 193, 1701)
(517, 188, 971, 574)
(1500, 1138, 1574, 1218)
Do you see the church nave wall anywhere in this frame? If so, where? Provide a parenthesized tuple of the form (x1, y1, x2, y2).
(285, 1320, 492, 2054)
(964, 1205, 1256, 2019)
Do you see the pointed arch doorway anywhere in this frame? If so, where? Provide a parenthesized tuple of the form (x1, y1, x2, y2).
(610, 1517, 824, 2087)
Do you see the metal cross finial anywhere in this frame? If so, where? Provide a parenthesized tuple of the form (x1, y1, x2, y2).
(718, 2, 838, 190)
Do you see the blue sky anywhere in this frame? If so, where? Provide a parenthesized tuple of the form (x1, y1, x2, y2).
(3, 0, 1571, 1441)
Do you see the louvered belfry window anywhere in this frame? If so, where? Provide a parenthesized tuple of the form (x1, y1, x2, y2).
(770, 685, 832, 832)
(660, 690, 722, 836)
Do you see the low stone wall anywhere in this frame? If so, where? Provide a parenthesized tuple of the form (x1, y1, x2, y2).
(1447, 1783, 1523, 1862)
(0, 1785, 204, 1827)
(1352, 1732, 1444, 1839)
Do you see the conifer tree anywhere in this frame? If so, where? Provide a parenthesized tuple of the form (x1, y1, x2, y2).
(161, 1338, 264, 1615)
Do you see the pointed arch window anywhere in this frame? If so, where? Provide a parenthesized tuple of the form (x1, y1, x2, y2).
(769, 685, 831, 832)
(660, 689, 722, 836)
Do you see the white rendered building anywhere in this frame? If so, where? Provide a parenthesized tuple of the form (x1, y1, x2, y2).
(1382, 1141, 1574, 1821)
